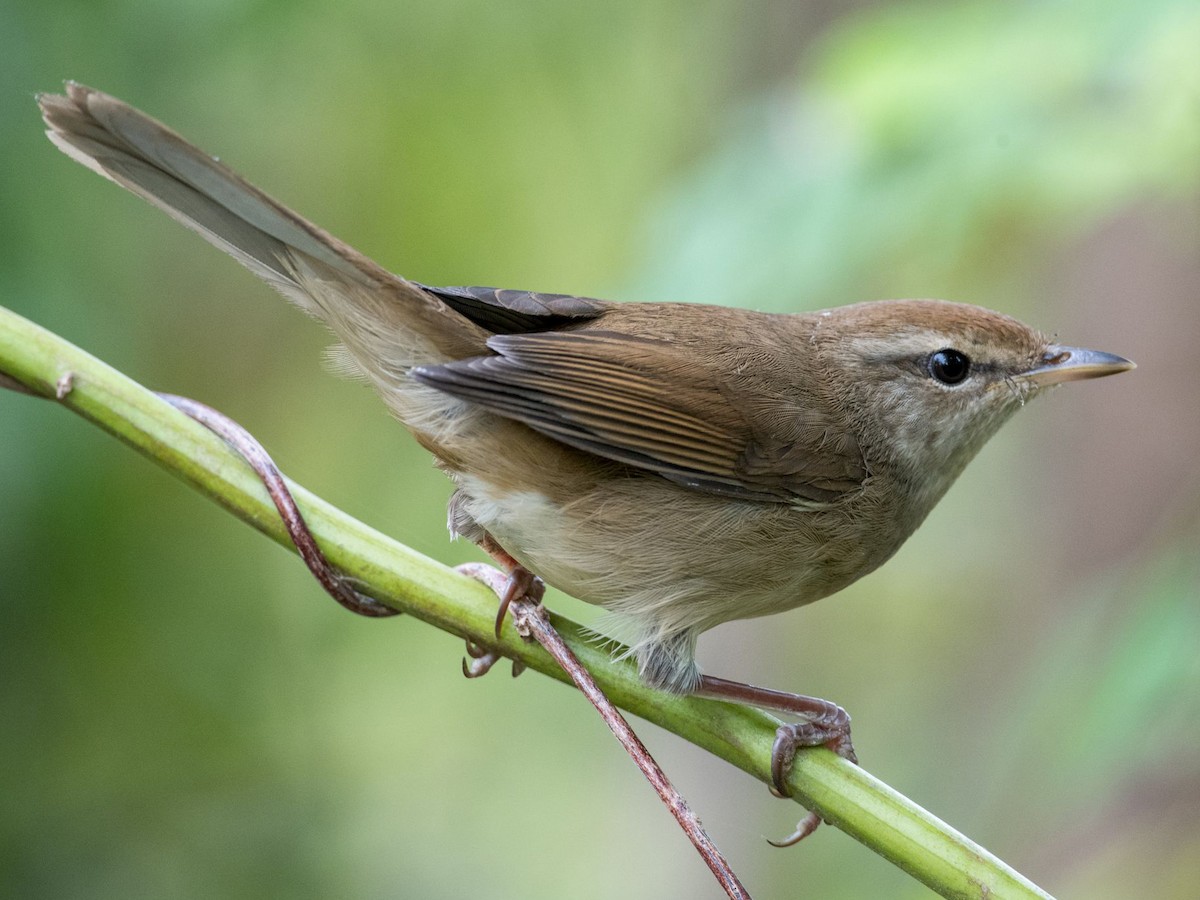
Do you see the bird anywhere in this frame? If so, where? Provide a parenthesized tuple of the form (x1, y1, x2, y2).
(37, 83, 1134, 832)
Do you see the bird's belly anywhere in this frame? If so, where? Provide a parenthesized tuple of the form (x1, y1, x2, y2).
(452, 472, 878, 636)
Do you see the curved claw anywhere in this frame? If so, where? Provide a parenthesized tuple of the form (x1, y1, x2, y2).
(494, 567, 546, 638)
(493, 596, 512, 638)
(769, 712, 857, 797)
(768, 811, 823, 848)
(770, 731, 799, 798)
(454, 561, 545, 637)
(771, 722, 842, 797)
(462, 638, 502, 678)
(461, 656, 493, 678)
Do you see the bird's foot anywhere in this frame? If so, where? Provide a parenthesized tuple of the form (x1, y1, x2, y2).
(454, 561, 542, 678)
(461, 637, 527, 678)
(695, 674, 856, 846)
(765, 712, 856, 847)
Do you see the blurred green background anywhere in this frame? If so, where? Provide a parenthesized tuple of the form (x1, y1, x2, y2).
(2, 0, 1198, 897)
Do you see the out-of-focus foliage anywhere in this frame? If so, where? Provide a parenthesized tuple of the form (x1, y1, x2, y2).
(1, 1, 1197, 898)
(633, 0, 1200, 310)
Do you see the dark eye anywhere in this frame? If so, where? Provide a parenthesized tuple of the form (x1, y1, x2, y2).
(928, 349, 970, 385)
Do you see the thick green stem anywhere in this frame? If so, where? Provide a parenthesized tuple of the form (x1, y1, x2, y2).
(0, 303, 1052, 900)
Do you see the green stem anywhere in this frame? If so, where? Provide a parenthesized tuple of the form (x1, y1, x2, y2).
(0, 303, 1052, 900)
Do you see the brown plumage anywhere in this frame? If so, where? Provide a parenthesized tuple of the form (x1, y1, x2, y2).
(38, 83, 1133, 698)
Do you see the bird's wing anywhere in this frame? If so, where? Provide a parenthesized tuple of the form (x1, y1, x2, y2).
(412, 329, 866, 503)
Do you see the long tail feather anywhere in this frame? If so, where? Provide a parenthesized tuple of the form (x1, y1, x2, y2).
(38, 83, 488, 382)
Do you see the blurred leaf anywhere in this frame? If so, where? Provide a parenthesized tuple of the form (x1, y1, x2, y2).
(983, 520, 1200, 894)
(630, 0, 1200, 311)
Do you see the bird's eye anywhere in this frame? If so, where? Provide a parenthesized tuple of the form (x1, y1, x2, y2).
(928, 349, 970, 385)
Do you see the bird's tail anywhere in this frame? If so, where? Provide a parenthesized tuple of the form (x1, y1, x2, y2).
(38, 82, 489, 428)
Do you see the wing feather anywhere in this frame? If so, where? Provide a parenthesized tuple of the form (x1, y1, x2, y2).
(412, 329, 865, 503)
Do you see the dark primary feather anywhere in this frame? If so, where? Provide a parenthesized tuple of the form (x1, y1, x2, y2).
(416, 284, 609, 333)
(413, 327, 866, 504)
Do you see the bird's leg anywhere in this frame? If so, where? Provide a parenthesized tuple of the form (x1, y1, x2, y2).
(695, 674, 856, 846)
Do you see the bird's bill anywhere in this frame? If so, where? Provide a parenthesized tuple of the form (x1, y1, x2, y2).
(1020, 345, 1136, 385)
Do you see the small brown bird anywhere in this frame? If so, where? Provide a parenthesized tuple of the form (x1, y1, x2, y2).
(38, 84, 1133, 826)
